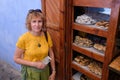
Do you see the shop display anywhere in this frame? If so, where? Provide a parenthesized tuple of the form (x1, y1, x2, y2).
(69, 0, 119, 79)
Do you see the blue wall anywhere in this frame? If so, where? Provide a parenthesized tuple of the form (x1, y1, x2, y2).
(0, 0, 41, 69)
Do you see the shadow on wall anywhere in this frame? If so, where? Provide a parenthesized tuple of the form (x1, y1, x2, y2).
(0, 0, 41, 70)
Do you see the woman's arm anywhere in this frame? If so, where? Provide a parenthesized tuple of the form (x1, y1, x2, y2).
(13, 47, 46, 69)
(49, 47, 56, 71)
(49, 47, 56, 80)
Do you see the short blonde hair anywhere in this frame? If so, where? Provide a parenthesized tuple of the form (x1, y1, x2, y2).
(25, 9, 46, 31)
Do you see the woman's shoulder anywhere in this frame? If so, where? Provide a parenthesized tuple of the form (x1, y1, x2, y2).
(18, 32, 30, 40)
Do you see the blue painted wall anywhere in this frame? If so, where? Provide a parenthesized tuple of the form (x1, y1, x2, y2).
(0, 0, 41, 69)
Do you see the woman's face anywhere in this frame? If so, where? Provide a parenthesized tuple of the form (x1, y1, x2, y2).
(30, 16, 43, 33)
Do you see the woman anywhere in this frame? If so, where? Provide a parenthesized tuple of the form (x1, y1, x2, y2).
(14, 9, 56, 80)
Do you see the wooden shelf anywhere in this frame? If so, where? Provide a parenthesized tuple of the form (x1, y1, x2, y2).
(72, 23, 108, 38)
(69, 1, 120, 80)
(72, 61, 101, 80)
(109, 56, 120, 75)
(72, 43, 104, 62)
(42, 0, 120, 80)
(73, 0, 112, 8)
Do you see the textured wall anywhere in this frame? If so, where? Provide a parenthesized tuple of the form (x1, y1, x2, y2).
(0, 0, 41, 69)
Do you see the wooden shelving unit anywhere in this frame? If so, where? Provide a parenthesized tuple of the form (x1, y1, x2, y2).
(67, 0, 120, 80)
(42, 0, 120, 80)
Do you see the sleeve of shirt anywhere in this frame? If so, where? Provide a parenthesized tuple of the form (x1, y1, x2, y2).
(16, 35, 26, 50)
(47, 32, 53, 48)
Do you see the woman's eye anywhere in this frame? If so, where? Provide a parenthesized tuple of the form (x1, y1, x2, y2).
(31, 19, 42, 23)
(32, 20, 36, 23)
(38, 20, 42, 23)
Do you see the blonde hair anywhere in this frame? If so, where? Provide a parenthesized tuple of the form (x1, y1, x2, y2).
(25, 10, 46, 31)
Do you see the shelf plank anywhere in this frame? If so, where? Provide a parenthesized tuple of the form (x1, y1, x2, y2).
(73, 23, 108, 38)
(72, 61, 101, 80)
(72, 43, 104, 62)
(73, 0, 112, 8)
(109, 56, 120, 75)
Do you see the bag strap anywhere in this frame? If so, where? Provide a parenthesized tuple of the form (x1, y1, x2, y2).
(44, 31, 48, 42)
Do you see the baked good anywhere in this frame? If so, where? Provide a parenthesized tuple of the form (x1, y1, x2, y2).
(93, 43, 106, 52)
(95, 21, 109, 29)
(74, 56, 81, 62)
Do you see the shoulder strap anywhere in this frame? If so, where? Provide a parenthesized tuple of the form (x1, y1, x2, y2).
(44, 31, 48, 42)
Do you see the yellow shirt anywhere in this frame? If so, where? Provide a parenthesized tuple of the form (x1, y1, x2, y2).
(16, 32, 53, 62)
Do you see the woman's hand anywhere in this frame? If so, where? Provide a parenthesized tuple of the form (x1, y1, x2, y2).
(49, 71, 56, 80)
(33, 61, 46, 69)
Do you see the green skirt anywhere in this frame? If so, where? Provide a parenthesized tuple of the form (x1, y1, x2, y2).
(21, 65, 49, 80)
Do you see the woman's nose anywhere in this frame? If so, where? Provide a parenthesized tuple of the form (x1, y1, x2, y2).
(36, 22, 39, 26)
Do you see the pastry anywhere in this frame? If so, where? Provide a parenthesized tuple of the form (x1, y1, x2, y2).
(93, 43, 106, 52)
(95, 21, 109, 29)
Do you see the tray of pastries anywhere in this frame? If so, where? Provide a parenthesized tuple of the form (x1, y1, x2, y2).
(75, 11, 110, 30)
(75, 14, 96, 25)
(74, 36, 93, 48)
(93, 43, 106, 52)
(74, 55, 102, 76)
(95, 21, 109, 30)
(88, 61, 102, 76)
(74, 56, 91, 66)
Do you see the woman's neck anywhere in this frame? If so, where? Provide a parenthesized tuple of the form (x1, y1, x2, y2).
(30, 31, 43, 36)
